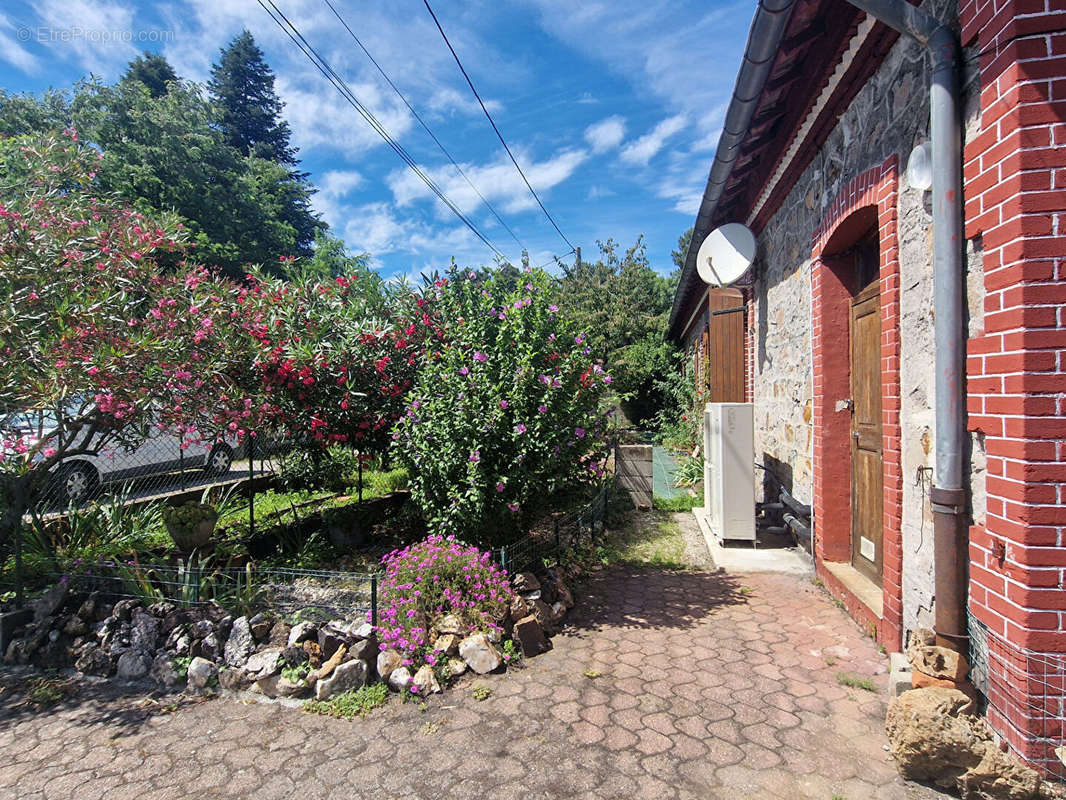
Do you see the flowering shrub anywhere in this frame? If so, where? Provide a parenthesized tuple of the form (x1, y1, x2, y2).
(374, 535, 513, 666)
(237, 268, 439, 455)
(0, 132, 259, 549)
(393, 267, 613, 544)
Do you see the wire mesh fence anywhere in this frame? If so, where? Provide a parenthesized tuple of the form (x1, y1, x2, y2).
(49, 561, 379, 625)
(969, 610, 1066, 779)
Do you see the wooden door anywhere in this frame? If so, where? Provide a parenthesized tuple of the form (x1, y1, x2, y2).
(706, 289, 745, 403)
(850, 279, 883, 585)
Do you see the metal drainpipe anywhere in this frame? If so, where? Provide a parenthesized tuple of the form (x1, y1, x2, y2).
(844, 0, 968, 652)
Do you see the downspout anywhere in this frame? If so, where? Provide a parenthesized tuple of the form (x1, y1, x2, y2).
(843, 0, 968, 652)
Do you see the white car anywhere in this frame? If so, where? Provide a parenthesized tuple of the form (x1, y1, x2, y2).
(2, 408, 236, 505)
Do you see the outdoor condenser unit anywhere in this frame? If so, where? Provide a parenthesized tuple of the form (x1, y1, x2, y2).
(703, 402, 756, 544)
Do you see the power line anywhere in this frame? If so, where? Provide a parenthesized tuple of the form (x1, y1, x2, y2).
(319, 0, 526, 255)
(255, 0, 506, 260)
(421, 0, 577, 254)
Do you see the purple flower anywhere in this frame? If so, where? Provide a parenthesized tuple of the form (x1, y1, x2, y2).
(516, 423, 527, 434)
(507, 503, 520, 512)
(538, 404, 547, 414)
(473, 351, 488, 362)
(575, 334, 584, 344)
(499, 400, 508, 409)
(469, 450, 480, 463)
(575, 427, 586, 438)
(496, 482, 505, 492)
(459, 366, 469, 376)
(603, 376, 612, 384)
(548, 304, 558, 313)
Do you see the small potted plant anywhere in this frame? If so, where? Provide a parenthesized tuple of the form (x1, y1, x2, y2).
(163, 501, 218, 551)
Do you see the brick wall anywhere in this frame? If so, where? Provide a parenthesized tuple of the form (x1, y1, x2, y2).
(960, 0, 1066, 772)
(810, 157, 905, 650)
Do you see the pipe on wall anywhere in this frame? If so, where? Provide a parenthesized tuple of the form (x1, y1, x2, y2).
(843, 0, 969, 652)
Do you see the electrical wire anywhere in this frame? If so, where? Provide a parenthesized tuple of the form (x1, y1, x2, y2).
(319, 0, 526, 255)
(255, 0, 506, 260)
(421, 0, 577, 254)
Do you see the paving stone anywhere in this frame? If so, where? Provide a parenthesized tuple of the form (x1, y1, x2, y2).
(0, 564, 954, 800)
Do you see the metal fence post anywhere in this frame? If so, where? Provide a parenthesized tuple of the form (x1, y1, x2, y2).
(370, 573, 378, 627)
(247, 434, 255, 539)
(178, 445, 186, 491)
(500, 546, 508, 573)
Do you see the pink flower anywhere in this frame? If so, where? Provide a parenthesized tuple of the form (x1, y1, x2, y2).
(473, 352, 488, 362)
(496, 482, 505, 493)
(515, 423, 526, 434)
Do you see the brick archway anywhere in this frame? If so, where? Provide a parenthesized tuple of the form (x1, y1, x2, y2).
(810, 155, 903, 650)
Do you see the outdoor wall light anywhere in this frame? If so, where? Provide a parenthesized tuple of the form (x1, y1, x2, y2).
(906, 141, 934, 191)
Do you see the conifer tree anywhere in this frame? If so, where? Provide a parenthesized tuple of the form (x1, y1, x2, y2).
(122, 52, 178, 98)
(208, 30, 296, 165)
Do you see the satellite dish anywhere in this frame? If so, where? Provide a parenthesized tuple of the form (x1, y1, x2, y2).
(696, 223, 756, 287)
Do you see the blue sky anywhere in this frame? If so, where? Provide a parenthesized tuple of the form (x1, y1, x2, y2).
(0, 0, 753, 279)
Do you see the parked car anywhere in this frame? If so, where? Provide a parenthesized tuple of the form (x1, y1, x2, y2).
(1, 407, 236, 505)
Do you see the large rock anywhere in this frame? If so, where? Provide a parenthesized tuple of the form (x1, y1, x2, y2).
(548, 568, 574, 609)
(885, 687, 988, 788)
(512, 615, 550, 658)
(956, 745, 1041, 800)
(388, 666, 412, 692)
(244, 647, 284, 679)
(307, 644, 346, 683)
(150, 654, 182, 688)
(349, 638, 379, 666)
(459, 633, 502, 674)
(512, 572, 540, 593)
(435, 614, 463, 636)
(116, 650, 151, 680)
(112, 598, 141, 622)
(411, 665, 441, 696)
(314, 659, 368, 701)
(913, 645, 970, 683)
(130, 609, 160, 652)
(75, 646, 112, 676)
(224, 616, 255, 668)
(287, 621, 317, 647)
(268, 620, 291, 647)
(529, 599, 557, 636)
(435, 634, 459, 656)
(218, 667, 253, 691)
(248, 613, 272, 642)
(447, 657, 467, 677)
(377, 649, 404, 681)
(196, 633, 221, 662)
(32, 582, 69, 623)
(186, 657, 217, 690)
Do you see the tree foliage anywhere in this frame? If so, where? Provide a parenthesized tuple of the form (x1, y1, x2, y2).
(209, 30, 296, 166)
(554, 237, 677, 427)
(0, 73, 321, 280)
(122, 52, 178, 98)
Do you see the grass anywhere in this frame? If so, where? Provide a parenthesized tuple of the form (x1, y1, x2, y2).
(652, 493, 698, 512)
(303, 683, 389, 719)
(25, 674, 75, 706)
(836, 672, 877, 692)
(597, 511, 689, 570)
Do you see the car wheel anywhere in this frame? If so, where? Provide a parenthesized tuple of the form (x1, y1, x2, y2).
(58, 463, 99, 506)
(204, 444, 233, 476)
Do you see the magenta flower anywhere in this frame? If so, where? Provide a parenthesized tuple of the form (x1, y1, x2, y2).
(499, 400, 508, 409)
(469, 450, 480, 463)
(496, 482, 505, 492)
(473, 351, 488, 362)
(548, 304, 558, 313)
(515, 423, 527, 434)
(575, 427, 586, 438)
(459, 366, 469, 376)
(538, 405, 547, 414)
(508, 503, 520, 512)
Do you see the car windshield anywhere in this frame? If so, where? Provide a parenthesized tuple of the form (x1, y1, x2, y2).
(2, 398, 87, 434)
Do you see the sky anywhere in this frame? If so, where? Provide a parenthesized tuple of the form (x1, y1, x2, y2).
(0, 0, 755, 279)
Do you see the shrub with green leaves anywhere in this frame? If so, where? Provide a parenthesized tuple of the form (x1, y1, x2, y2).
(393, 267, 612, 544)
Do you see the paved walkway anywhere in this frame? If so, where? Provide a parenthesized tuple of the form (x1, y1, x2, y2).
(0, 566, 949, 799)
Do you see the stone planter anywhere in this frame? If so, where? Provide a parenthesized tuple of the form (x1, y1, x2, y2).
(165, 515, 217, 552)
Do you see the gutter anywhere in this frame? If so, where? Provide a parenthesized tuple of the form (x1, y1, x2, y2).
(666, 0, 797, 341)
(843, 0, 968, 653)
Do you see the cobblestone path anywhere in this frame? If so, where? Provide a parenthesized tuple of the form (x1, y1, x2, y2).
(0, 566, 950, 799)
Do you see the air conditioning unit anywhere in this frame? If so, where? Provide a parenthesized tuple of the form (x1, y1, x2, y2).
(703, 402, 756, 544)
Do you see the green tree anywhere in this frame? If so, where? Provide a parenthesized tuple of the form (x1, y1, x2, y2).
(555, 237, 677, 427)
(208, 30, 296, 165)
(122, 52, 178, 98)
(671, 226, 693, 276)
(0, 79, 322, 279)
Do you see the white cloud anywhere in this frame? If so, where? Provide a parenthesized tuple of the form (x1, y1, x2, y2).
(388, 147, 588, 217)
(35, 0, 138, 75)
(312, 169, 364, 228)
(584, 115, 626, 154)
(620, 114, 686, 166)
(0, 15, 39, 73)
(586, 185, 615, 200)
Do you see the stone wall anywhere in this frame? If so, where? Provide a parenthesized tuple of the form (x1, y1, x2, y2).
(749, 0, 983, 638)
